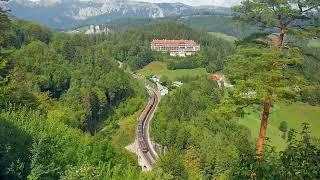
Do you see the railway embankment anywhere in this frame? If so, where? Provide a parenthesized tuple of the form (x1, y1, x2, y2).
(126, 86, 160, 171)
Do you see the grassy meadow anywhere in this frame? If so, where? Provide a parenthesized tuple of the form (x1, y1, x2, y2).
(209, 32, 238, 42)
(308, 39, 320, 48)
(139, 61, 208, 81)
(238, 102, 320, 150)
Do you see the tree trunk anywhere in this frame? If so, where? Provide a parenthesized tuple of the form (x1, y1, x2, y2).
(256, 24, 285, 160)
(278, 23, 286, 48)
(256, 96, 272, 159)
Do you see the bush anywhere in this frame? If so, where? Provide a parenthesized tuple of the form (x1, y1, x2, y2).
(301, 86, 320, 105)
(279, 121, 288, 133)
(168, 57, 200, 70)
(161, 75, 172, 87)
(206, 63, 218, 73)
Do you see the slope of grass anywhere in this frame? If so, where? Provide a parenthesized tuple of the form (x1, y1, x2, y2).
(139, 61, 168, 73)
(179, 15, 260, 39)
(111, 114, 138, 149)
(209, 32, 238, 42)
(139, 61, 208, 81)
(238, 102, 320, 150)
(308, 39, 320, 48)
(109, 112, 142, 163)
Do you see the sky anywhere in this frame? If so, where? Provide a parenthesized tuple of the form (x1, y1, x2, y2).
(136, 0, 242, 7)
(24, 0, 242, 7)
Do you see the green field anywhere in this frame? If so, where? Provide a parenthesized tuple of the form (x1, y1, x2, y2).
(308, 39, 320, 48)
(139, 61, 208, 81)
(238, 102, 320, 150)
(209, 32, 238, 42)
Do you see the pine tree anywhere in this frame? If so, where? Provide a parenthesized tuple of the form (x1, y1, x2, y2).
(233, 0, 320, 159)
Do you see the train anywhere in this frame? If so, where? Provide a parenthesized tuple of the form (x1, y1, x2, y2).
(137, 89, 156, 153)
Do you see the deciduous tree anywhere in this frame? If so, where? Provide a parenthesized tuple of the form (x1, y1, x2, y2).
(0, 0, 9, 33)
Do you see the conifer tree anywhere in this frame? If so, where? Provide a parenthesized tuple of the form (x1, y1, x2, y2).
(233, 0, 320, 159)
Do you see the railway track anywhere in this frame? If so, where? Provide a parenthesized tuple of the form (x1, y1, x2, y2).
(144, 88, 159, 161)
(136, 86, 160, 169)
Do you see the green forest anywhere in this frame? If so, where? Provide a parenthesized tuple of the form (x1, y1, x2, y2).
(77, 14, 261, 40)
(1, 0, 320, 179)
(1, 18, 147, 179)
(102, 22, 235, 72)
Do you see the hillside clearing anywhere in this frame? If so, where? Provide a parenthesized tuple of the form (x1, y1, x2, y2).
(238, 102, 320, 150)
(308, 39, 320, 48)
(139, 61, 208, 81)
(209, 32, 238, 42)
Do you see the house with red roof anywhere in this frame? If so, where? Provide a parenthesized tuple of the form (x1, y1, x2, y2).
(151, 39, 200, 57)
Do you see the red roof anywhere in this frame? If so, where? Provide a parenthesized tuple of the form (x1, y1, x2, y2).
(151, 39, 197, 45)
(208, 74, 223, 81)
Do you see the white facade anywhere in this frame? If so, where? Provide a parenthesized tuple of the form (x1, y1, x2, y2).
(151, 75, 160, 83)
(151, 39, 200, 57)
(173, 81, 183, 88)
(85, 25, 112, 34)
(156, 82, 169, 96)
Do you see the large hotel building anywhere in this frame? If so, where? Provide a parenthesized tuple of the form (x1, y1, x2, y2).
(151, 39, 200, 57)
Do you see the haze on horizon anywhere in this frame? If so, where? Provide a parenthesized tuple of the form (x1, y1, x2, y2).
(137, 0, 241, 7)
(20, 0, 242, 7)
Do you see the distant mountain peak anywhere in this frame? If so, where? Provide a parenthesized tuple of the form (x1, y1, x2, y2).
(4, 0, 231, 29)
(13, 0, 63, 7)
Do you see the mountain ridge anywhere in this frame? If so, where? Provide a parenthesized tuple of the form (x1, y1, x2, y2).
(2, 0, 231, 29)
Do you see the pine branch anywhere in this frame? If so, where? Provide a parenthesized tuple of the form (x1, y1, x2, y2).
(302, 6, 319, 13)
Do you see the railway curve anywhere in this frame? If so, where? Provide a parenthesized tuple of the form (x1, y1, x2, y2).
(136, 86, 160, 170)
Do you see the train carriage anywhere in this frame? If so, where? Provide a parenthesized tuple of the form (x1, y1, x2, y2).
(137, 89, 157, 154)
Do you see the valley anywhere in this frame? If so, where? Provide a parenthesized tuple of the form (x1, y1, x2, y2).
(139, 61, 208, 81)
(1, 0, 320, 179)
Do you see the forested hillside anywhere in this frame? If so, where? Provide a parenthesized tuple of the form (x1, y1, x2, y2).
(0, 16, 147, 178)
(77, 14, 260, 39)
(151, 76, 320, 179)
(102, 22, 235, 71)
(148, 1, 320, 179)
(0, 11, 239, 179)
(1, 0, 320, 179)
